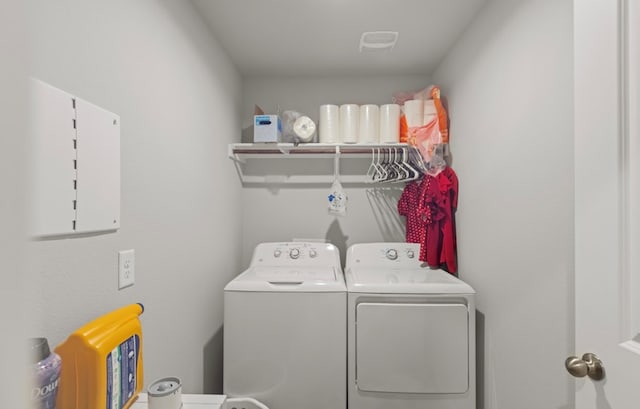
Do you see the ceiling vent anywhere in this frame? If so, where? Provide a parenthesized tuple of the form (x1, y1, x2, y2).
(359, 31, 399, 52)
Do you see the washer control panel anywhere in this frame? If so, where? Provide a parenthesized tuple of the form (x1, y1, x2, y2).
(252, 242, 340, 267)
(346, 243, 421, 269)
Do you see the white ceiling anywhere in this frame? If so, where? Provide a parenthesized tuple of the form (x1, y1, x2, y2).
(190, 0, 488, 78)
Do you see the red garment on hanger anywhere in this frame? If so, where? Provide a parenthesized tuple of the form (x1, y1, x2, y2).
(398, 167, 458, 274)
(397, 180, 423, 243)
(436, 168, 458, 273)
(417, 175, 442, 268)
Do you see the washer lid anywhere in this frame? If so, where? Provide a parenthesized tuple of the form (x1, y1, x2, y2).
(225, 266, 346, 292)
(346, 267, 475, 294)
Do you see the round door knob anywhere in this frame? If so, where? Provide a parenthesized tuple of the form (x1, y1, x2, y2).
(565, 353, 604, 380)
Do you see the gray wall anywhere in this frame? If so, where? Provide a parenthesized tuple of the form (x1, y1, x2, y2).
(241, 75, 432, 131)
(431, 1, 574, 408)
(26, 0, 243, 394)
(1, 1, 28, 408)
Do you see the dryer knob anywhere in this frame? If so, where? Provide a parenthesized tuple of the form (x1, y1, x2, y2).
(274, 250, 282, 258)
(290, 248, 300, 259)
(385, 249, 398, 260)
(407, 250, 415, 259)
(309, 249, 318, 258)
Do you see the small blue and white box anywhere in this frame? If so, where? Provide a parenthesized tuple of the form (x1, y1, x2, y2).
(253, 115, 282, 143)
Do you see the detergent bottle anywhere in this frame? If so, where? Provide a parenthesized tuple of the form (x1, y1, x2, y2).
(55, 303, 144, 409)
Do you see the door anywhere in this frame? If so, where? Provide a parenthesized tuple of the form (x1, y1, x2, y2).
(574, 0, 640, 407)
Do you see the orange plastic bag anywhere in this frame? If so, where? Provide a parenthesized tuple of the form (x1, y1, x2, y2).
(399, 114, 408, 143)
(431, 86, 449, 144)
(412, 117, 441, 164)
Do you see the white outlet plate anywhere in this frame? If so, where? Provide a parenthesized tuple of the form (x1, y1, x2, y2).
(118, 249, 135, 289)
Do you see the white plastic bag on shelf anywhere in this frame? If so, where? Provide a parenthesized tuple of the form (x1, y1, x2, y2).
(411, 116, 447, 176)
(281, 110, 316, 144)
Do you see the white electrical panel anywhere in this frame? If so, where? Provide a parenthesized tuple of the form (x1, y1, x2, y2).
(29, 79, 120, 237)
(74, 97, 120, 233)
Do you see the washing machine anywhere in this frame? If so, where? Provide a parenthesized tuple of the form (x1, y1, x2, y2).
(223, 242, 346, 409)
(345, 243, 476, 409)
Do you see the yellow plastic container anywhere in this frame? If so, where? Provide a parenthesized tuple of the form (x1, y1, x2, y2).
(55, 303, 144, 409)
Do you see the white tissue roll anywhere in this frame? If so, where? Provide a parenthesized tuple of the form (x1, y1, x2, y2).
(319, 104, 340, 143)
(423, 99, 437, 125)
(379, 103, 400, 143)
(293, 116, 316, 142)
(339, 104, 359, 144)
(358, 104, 380, 144)
(404, 99, 425, 127)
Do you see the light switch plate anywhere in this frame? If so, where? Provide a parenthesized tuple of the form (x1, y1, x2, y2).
(118, 249, 135, 289)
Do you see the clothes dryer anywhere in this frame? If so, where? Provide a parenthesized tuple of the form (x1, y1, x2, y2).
(224, 242, 346, 409)
(345, 243, 476, 409)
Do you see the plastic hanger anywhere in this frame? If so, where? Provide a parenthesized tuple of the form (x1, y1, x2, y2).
(374, 148, 388, 182)
(391, 148, 409, 182)
(401, 147, 421, 181)
(365, 148, 378, 183)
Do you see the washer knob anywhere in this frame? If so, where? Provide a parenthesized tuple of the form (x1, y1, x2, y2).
(290, 248, 300, 259)
(407, 250, 415, 259)
(274, 250, 282, 258)
(309, 249, 318, 258)
(385, 249, 398, 260)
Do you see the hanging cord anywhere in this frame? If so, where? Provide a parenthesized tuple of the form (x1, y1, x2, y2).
(334, 146, 341, 181)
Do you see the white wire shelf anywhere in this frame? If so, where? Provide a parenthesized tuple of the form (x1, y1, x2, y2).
(227, 143, 424, 185)
(228, 142, 410, 162)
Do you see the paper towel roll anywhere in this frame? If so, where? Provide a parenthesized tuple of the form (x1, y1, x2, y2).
(423, 99, 437, 125)
(148, 377, 182, 409)
(319, 104, 340, 143)
(339, 104, 359, 144)
(293, 116, 316, 142)
(404, 99, 425, 127)
(379, 104, 400, 143)
(358, 104, 379, 144)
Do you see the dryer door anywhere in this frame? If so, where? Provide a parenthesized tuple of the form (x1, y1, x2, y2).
(356, 302, 469, 394)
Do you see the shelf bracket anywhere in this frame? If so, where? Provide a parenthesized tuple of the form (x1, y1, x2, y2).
(228, 144, 247, 164)
(278, 145, 292, 155)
